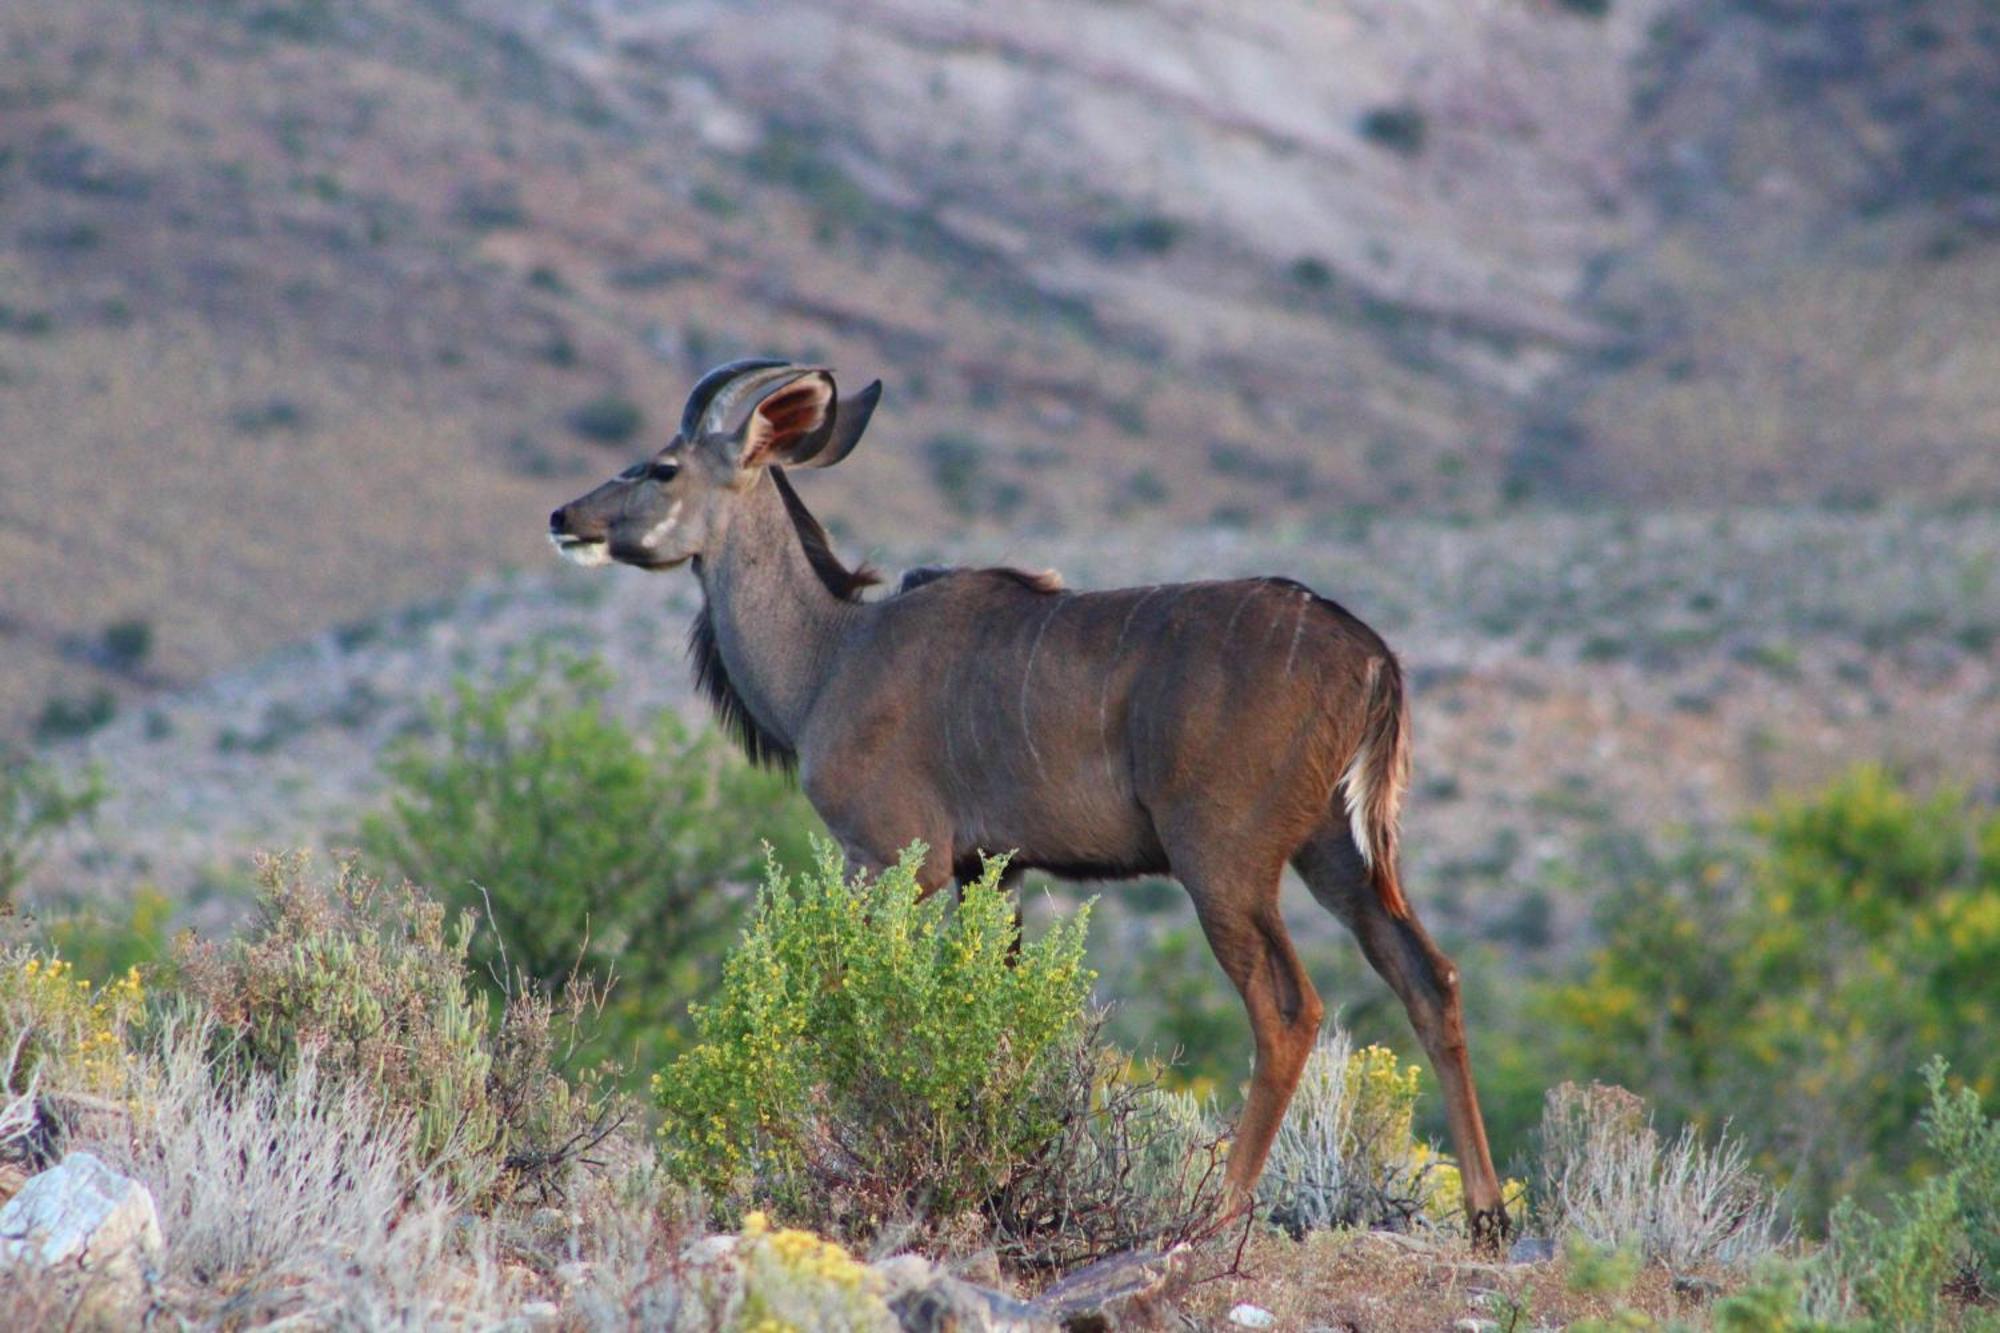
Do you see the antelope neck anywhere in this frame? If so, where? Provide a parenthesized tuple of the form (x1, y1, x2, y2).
(694, 472, 858, 750)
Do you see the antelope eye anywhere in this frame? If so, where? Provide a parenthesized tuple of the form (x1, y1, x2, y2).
(648, 461, 680, 482)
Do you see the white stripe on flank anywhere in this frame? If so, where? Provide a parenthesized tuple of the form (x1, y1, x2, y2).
(1340, 739, 1374, 867)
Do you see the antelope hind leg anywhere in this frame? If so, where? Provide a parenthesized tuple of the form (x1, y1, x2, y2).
(1295, 825, 1512, 1250)
(1177, 859, 1325, 1202)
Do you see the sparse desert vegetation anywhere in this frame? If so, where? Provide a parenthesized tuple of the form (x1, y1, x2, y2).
(2, 0, 1996, 1323)
(5, 660, 1997, 1326)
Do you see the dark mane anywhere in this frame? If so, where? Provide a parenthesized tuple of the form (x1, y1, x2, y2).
(687, 466, 879, 770)
(895, 565, 1064, 596)
(770, 466, 879, 600)
(688, 607, 794, 771)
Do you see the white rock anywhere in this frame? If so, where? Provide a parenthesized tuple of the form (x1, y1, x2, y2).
(1228, 1304, 1277, 1328)
(682, 1232, 740, 1265)
(0, 1150, 163, 1287)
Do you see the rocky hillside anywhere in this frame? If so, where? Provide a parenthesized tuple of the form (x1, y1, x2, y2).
(28, 505, 1999, 962)
(1, 0, 1994, 742)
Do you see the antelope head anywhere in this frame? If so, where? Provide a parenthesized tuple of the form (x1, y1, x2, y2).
(547, 358, 881, 571)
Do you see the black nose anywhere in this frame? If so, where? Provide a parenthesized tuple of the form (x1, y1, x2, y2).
(548, 506, 567, 532)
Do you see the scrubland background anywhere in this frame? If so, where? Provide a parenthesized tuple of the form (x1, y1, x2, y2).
(2, 0, 1998, 1324)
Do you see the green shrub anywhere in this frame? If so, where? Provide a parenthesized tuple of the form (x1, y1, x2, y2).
(654, 844, 1093, 1241)
(1819, 1056, 2000, 1321)
(38, 886, 177, 980)
(1289, 256, 1336, 290)
(1358, 104, 1428, 156)
(360, 654, 818, 1069)
(1544, 766, 2000, 1219)
(0, 755, 103, 906)
(1083, 213, 1184, 258)
(455, 182, 528, 230)
(1922, 1057, 2000, 1295)
(1564, 1235, 1642, 1297)
(173, 854, 625, 1203)
(175, 854, 503, 1195)
(1821, 1178, 1964, 1331)
(566, 394, 644, 445)
(921, 433, 1023, 519)
(1709, 1263, 1826, 1333)
(100, 618, 153, 670)
(33, 688, 116, 743)
(746, 127, 883, 241)
(229, 397, 310, 436)
(1700, 1060, 2000, 1331)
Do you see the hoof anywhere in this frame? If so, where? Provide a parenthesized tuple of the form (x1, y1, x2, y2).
(1469, 1205, 1513, 1256)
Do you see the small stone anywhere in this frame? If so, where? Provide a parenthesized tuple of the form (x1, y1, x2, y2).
(682, 1232, 739, 1265)
(520, 1300, 559, 1321)
(1453, 1320, 1499, 1333)
(0, 1151, 162, 1310)
(1507, 1235, 1557, 1264)
(1228, 1303, 1276, 1328)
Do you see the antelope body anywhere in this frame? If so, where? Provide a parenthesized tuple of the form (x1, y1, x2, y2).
(549, 359, 1510, 1244)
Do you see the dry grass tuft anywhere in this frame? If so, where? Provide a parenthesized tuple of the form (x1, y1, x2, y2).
(1259, 1028, 1465, 1236)
(1537, 1080, 1792, 1270)
(78, 1018, 530, 1326)
(100, 1018, 420, 1285)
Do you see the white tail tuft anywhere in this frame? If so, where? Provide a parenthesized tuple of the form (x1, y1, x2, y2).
(1340, 740, 1375, 867)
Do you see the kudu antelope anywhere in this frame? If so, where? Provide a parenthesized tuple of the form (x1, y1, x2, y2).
(548, 359, 1511, 1244)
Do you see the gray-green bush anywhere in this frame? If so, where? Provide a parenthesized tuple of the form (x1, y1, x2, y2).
(174, 853, 622, 1201)
(1717, 1058, 2000, 1331)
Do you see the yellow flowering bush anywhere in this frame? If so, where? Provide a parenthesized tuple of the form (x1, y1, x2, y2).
(0, 950, 144, 1100)
(654, 841, 1093, 1241)
(730, 1211, 894, 1333)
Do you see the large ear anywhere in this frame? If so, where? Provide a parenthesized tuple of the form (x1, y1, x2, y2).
(738, 370, 836, 471)
(786, 379, 881, 469)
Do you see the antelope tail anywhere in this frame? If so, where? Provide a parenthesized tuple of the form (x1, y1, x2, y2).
(1338, 653, 1413, 919)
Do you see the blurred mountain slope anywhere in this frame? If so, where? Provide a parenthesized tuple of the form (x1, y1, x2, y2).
(1, 0, 1994, 738)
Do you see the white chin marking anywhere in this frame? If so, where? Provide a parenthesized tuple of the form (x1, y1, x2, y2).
(640, 501, 683, 551)
(550, 535, 611, 569)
